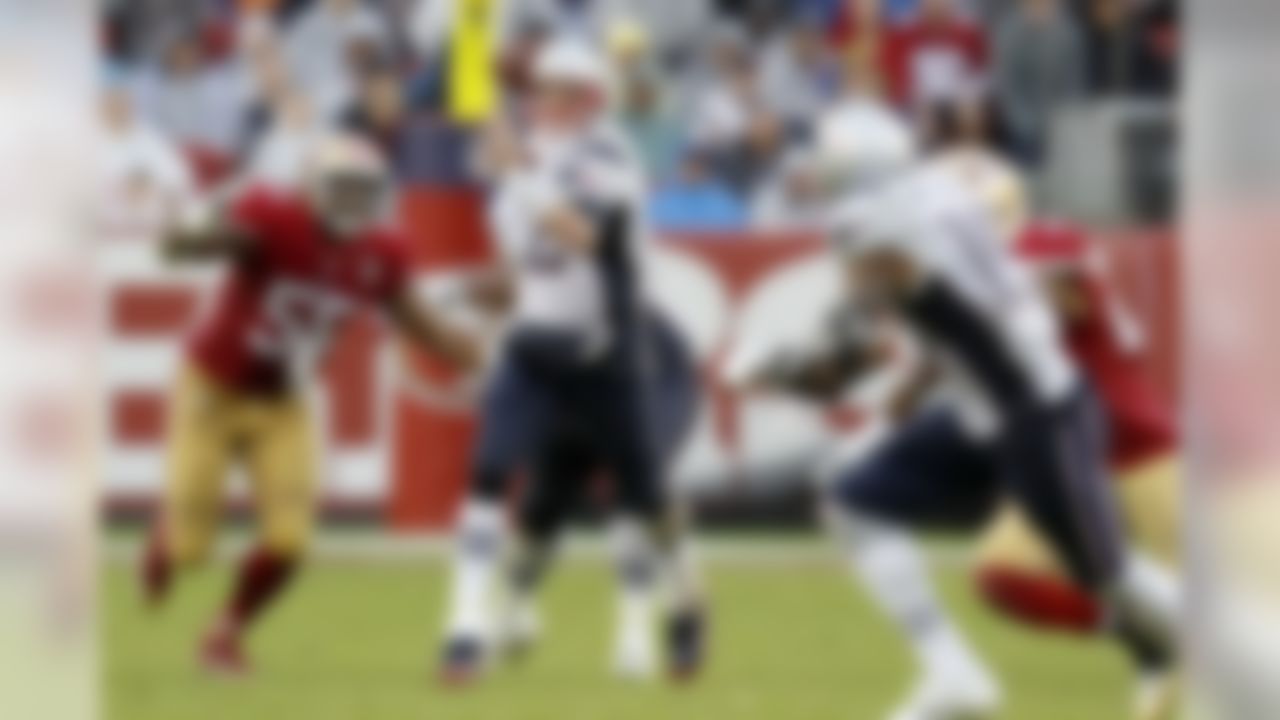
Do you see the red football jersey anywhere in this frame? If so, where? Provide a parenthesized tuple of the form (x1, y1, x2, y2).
(187, 187, 412, 395)
(1016, 222, 1177, 471)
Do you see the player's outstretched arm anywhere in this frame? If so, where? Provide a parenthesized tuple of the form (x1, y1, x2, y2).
(879, 350, 940, 421)
(161, 200, 253, 262)
(762, 341, 881, 401)
(1041, 270, 1092, 324)
(726, 326, 889, 403)
(459, 265, 515, 316)
(385, 290, 482, 371)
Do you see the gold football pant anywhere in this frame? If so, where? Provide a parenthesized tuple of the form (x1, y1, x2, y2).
(163, 365, 318, 565)
(976, 454, 1181, 577)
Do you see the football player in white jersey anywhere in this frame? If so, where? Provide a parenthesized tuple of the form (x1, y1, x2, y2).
(437, 38, 704, 685)
(728, 102, 1179, 720)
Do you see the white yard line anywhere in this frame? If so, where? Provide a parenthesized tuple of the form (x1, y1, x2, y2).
(102, 531, 972, 568)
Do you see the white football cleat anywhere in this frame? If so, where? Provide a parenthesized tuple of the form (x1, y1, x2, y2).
(887, 663, 1002, 720)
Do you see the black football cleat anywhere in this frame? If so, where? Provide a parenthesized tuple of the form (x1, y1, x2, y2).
(438, 636, 485, 688)
(199, 622, 251, 678)
(665, 606, 707, 684)
(139, 530, 173, 610)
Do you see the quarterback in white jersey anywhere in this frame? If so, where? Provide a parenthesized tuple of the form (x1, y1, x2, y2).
(487, 108, 648, 353)
(731, 102, 1179, 720)
(439, 38, 704, 686)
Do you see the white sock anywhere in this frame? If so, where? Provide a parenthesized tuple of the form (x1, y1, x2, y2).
(506, 533, 555, 597)
(1106, 550, 1180, 662)
(445, 498, 506, 641)
(497, 534, 556, 643)
(659, 534, 704, 616)
(1119, 551, 1179, 627)
(827, 504, 987, 678)
(609, 516, 658, 673)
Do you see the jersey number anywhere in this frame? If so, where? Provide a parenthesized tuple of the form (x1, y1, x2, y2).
(249, 281, 355, 372)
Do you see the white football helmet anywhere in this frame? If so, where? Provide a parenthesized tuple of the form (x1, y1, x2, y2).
(826, 191, 915, 259)
(532, 37, 614, 99)
(813, 99, 917, 198)
(303, 132, 391, 238)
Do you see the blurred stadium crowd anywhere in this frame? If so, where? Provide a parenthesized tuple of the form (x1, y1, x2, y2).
(100, 0, 1177, 234)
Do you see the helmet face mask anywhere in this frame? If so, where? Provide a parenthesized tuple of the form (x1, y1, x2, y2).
(530, 39, 612, 133)
(813, 101, 917, 202)
(304, 134, 390, 239)
(311, 169, 389, 239)
(532, 78, 605, 133)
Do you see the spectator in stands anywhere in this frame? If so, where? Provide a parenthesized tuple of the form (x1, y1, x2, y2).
(497, 18, 554, 110)
(922, 87, 1011, 152)
(243, 86, 324, 189)
(993, 0, 1085, 165)
(1081, 0, 1174, 97)
(98, 79, 195, 240)
(103, 0, 227, 64)
(410, 0, 562, 116)
(883, 0, 923, 23)
(882, 0, 988, 112)
(413, 0, 667, 63)
(413, 0, 543, 58)
(616, 68, 681, 183)
(885, 0, 987, 23)
(1135, 0, 1178, 95)
(686, 27, 775, 162)
(829, 0, 884, 52)
(759, 12, 842, 133)
(282, 0, 390, 121)
(789, 0, 844, 26)
(732, 0, 789, 42)
(687, 26, 747, 147)
(650, 148, 748, 232)
(924, 92, 1030, 237)
(341, 60, 410, 170)
(374, 0, 426, 63)
(968, 0, 1013, 24)
(750, 148, 827, 230)
(825, 30, 896, 119)
(132, 25, 251, 158)
(717, 110, 790, 196)
(605, 0, 715, 67)
(537, 0, 608, 41)
(606, 16, 652, 84)
(237, 23, 326, 189)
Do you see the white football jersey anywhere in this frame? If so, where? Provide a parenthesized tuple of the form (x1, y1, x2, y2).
(926, 148, 1029, 243)
(828, 166, 1077, 435)
(488, 121, 649, 355)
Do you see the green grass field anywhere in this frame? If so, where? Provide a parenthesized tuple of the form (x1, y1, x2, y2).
(105, 537, 1131, 719)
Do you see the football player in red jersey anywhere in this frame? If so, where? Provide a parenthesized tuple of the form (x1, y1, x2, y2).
(139, 134, 479, 675)
(974, 220, 1181, 718)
